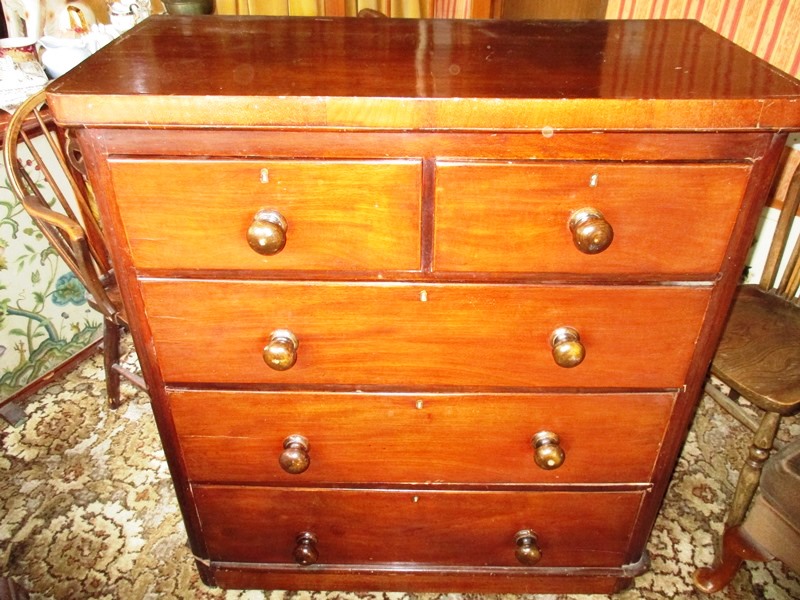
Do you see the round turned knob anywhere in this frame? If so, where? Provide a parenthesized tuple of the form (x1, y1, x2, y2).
(293, 532, 319, 566)
(514, 529, 542, 566)
(279, 434, 310, 474)
(247, 209, 288, 256)
(263, 329, 298, 371)
(531, 431, 565, 470)
(569, 208, 613, 254)
(550, 326, 585, 368)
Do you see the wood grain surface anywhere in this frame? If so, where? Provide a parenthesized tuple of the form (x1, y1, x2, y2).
(47, 18, 800, 129)
(140, 280, 711, 388)
(434, 162, 751, 275)
(47, 13, 800, 594)
(170, 389, 674, 485)
(109, 159, 422, 272)
(192, 485, 645, 566)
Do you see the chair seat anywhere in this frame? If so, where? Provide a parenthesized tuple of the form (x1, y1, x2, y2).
(711, 285, 800, 415)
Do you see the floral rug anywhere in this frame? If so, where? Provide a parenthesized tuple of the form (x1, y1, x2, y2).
(1, 344, 799, 600)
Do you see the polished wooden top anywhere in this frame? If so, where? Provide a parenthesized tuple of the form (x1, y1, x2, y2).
(48, 16, 800, 130)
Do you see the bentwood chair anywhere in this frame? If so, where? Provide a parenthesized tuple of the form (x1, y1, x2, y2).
(3, 90, 146, 407)
(693, 159, 800, 591)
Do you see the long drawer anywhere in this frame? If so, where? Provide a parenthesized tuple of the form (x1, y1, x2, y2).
(193, 486, 645, 567)
(141, 280, 711, 388)
(435, 162, 750, 275)
(171, 390, 674, 485)
(108, 159, 422, 272)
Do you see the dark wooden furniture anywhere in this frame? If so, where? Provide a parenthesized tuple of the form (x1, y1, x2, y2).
(694, 160, 800, 591)
(45, 16, 800, 594)
(3, 91, 146, 408)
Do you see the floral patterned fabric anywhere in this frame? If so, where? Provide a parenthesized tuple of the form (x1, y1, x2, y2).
(0, 347, 798, 599)
(0, 135, 101, 404)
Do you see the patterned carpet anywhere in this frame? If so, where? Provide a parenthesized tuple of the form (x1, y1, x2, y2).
(1, 344, 798, 600)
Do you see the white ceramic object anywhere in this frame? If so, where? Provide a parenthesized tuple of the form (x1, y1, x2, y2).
(109, 0, 149, 32)
(0, 0, 44, 39)
(39, 36, 92, 78)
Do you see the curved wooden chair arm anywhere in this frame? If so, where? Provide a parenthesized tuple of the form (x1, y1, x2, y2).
(20, 193, 84, 241)
(20, 193, 118, 319)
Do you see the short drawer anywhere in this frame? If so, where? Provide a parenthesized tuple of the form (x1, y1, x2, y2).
(142, 280, 710, 389)
(193, 486, 645, 568)
(108, 159, 422, 272)
(171, 390, 674, 485)
(434, 162, 751, 275)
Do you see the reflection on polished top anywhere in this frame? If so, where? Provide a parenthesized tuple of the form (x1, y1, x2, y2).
(47, 16, 800, 130)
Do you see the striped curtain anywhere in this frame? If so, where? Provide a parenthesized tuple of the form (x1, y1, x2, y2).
(215, 0, 474, 17)
(434, 0, 471, 17)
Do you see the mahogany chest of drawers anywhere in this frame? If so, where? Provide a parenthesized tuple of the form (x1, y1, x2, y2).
(47, 16, 800, 594)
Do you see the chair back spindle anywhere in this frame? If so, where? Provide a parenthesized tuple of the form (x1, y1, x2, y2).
(4, 91, 117, 319)
(760, 162, 800, 305)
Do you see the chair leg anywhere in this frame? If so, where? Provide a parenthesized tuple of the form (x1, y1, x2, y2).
(725, 411, 781, 527)
(103, 317, 122, 408)
(693, 526, 769, 593)
(0, 402, 26, 426)
(0, 575, 29, 600)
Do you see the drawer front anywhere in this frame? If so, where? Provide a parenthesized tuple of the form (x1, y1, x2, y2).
(434, 162, 751, 274)
(172, 390, 674, 485)
(193, 486, 645, 567)
(109, 159, 422, 271)
(142, 280, 710, 388)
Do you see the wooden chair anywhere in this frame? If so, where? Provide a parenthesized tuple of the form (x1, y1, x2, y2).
(694, 436, 800, 592)
(2, 90, 146, 408)
(693, 159, 800, 590)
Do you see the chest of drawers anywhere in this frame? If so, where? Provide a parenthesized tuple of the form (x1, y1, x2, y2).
(47, 16, 800, 594)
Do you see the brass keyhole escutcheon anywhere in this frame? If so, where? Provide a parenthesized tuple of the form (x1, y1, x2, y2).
(531, 431, 565, 470)
(550, 326, 585, 368)
(279, 434, 310, 474)
(569, 207, 613, 255)
(247, 209, 288, 256)
(293, 531, 319, 566)
(263, 329, 298, 371)
(514, 529, 542, 566)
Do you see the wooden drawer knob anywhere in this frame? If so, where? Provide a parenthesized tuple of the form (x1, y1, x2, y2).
(550, 326, 585, 368)
(531, 431, 565, 470)
(293, 532, 319, 566)
(279, 434, 310, 474)
(514, 529, 542, 566)
(263, 329, 298, 371)
(569, 208, 613, 254)
(247, 209, 287, 256)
